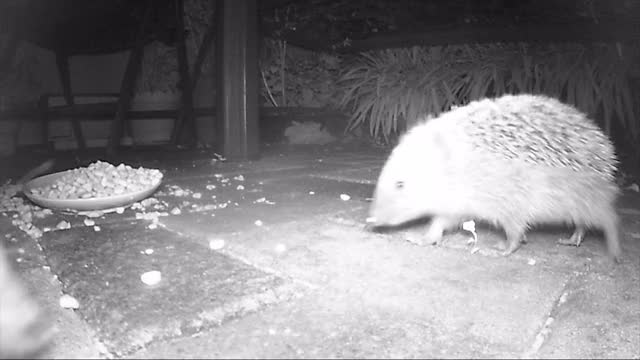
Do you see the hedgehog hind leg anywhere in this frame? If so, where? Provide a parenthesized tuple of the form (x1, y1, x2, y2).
(558, 226, 586, 247)
(500, 220, 528, 256)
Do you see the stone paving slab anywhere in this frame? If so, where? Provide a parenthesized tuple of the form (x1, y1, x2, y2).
(132, 216, 576, 358)
(3, 145, 639, 359)
(38, 220, 298, 357)
(149, 179, 639, 359)
(159, 176, 373, 237)
(1, 216, 102, 359)
(534, 217, 640, 360)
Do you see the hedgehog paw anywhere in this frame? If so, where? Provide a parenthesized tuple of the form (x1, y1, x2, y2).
(499, 239, 522, 256)
(558, 227, 585, 247)
(405, 233, 426, 246)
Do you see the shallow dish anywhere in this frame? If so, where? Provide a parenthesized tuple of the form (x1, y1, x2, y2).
(23, 171, 163, 211)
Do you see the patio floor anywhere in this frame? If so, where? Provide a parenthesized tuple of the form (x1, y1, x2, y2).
(1, 142, 639, 359)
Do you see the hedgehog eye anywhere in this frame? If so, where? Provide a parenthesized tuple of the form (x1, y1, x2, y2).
(395, 180, 405, 190)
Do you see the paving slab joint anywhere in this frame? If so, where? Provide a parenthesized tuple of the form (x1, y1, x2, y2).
(520, 270, 587, 358)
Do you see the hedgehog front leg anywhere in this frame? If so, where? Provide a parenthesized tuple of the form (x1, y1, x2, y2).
(420, 216, 460, 246)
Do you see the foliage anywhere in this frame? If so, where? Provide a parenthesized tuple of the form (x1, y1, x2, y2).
(0, 37, 43, 104)
(137, 41, 179, 94)
(183, 0, 215, 77)
(259, 38, 343, 108)
(137, 0, 215, 94)
(338, 42, 640, 144)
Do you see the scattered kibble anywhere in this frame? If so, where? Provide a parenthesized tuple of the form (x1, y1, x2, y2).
(56, 221, 71, 230)
(59, 294, 80, 309)
(140, 271, 162, 286)
(209, 238, 225, 250)
(274, 243, 286, 253)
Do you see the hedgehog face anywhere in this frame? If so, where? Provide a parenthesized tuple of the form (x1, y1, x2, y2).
(368, 133, 447, 227)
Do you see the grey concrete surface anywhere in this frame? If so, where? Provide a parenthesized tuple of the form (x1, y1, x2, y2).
(1, 143, 638, 359)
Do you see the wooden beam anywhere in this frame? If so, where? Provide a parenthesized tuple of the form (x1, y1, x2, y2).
(262, 20, 640, 53)
(215, 0, 260, 160)
(342, 21, 640, 53)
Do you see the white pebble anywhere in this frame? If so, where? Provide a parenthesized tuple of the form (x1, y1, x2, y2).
(144, 248, 154, 255)
(559, 291, 568, 304)
(85, 211, 102, 218)
(237, 185, 245, 190)
(209, 238, 225, 250)
(115, 207, 125, 214)
(84, 219, 95, 226)
(193, 192, 202, 199)
(255, 220, 263, 226)
(59, 294, 80, 309)
(170, 207, 182, 215)
(527, 258, 537, 266)
(148, 223, 158, 230)
(340, 194, 350, 201)
(140, 271, 162, 286)
(309, 191, 315, 195)
(274, 243, 287, 253)
(56, 221, 71, 230)
(93, 226, 101, 232)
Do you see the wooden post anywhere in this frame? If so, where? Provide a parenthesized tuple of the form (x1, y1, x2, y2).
(106, 0, 152, 156)
(171, 0, 196, 147)
(55, 51, 86, 151)
(215, 0, 260, 160)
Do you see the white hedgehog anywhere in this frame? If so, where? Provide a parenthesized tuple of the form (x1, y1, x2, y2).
(368, 94, 622, 262)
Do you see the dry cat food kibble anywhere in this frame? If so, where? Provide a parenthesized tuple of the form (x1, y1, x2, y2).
(30, 161, 163, 200)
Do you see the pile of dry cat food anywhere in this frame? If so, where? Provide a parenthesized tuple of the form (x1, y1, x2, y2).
(28, 161, 163, 200)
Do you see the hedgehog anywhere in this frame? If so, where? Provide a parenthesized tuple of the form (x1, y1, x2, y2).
(367, 94, 622, 262)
